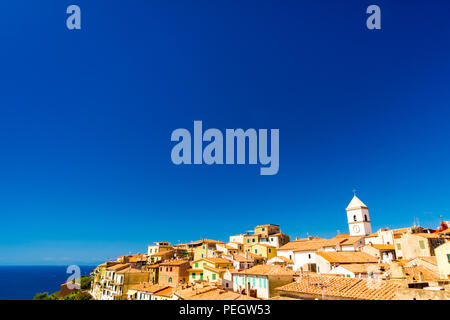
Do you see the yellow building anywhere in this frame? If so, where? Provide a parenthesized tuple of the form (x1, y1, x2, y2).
(435, 241, 450, 279)
(243, 234, 260, 252)
(191, 239, 224, 260)
(254, 224, 281, 237)
(188, 257, 233, 283)
(247, 243, 277, 260)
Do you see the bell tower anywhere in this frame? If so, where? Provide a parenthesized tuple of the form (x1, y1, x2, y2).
(346, 194, 372, 236)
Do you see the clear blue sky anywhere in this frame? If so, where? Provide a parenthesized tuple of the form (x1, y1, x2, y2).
(1, 0, 450, 265)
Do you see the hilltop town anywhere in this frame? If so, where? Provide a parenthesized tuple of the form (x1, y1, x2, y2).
(87, 195, 450, 300)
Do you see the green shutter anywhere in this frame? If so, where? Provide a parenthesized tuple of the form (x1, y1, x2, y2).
(263, 278, 266, 288)
(192, 273, 196, 279)
(212, 274, 216, 280)
(447, 254, 450, 263)
(397, 243, 401, 250)
(419, 240, 425, 249)
(259, 278, 261, 287)
(195, 263, 198, 268)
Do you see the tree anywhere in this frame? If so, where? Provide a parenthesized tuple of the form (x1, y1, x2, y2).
(33, 292, 50, 300)
(80, 275, 91, 290)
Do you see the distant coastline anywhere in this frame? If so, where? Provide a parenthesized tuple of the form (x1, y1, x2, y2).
(0, 265, 96, 300)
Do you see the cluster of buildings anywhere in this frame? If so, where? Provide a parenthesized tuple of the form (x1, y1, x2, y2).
(90, 195, 450, 300)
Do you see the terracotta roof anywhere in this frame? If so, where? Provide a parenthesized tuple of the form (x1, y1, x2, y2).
(403, 265, 441, 281)
(340, 236, 364, 246)
(202, 257, 233, 264)
(270, 232, 289, 237)
(255, 224, 280, 228)
(116, 267, 149, 274)
(276, 274, 405, 300)
(150, 250, 174, 257)
(128, 283, 169, 294)
(232, 254, 253, 263)
(372, 244, 395, 251)
(365, 233, 378, 238)
(247, 252, 264, 259)
(159, 260, 190, 266)
(316, 252, 378, 264)
(189, 239, 225, 245)
(232, 264, 295, 276)
(153, 287, 174, 297)
(189, 289, 258, 300)
(415, 256, 437, 266)
(278, 239, 332, 252)
(414, 233, 443, 239)
(106, 263, 130, 271)
(332, 234, 350, 239)
(392, 228, 411, 235)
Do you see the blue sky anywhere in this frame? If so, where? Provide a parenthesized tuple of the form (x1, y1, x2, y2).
(1, 0, 450, 265)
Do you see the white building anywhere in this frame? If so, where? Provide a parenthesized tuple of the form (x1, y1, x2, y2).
(229, 234, 245, 244)
(346, 195, 372, 237)
(277, 238, 330, 271)
(231, 265, 295, 299)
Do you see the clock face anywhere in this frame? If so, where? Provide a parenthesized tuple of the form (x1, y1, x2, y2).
(353, 225, 361, 233)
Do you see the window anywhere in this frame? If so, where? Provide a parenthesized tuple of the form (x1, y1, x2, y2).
(263, 278, 267, 289)
(447, 254, 450, 263)
(170, 267, 172, 272)
(252, 277, 255, 286)
(419, 240, 425, 249)
(259, 278, 262, 287)
(247, 239, 250, 243)
(203, 245, 205, 249)
(308, 254, 311, 259)
(195, 263, 199, 268)
(201, 254, 204, 258)
(269, 249, 272, 253)
(252, 238, 255, 242)
(364, 215, 368, 222)
(242, 277, 245, 285)
(212, 274, 216, 280)
(262, 228, 265, 231)
(397, 243, 401, 250)
(254, 249, 258, 254)
(168, 277, 172, 283)
(353, 215, 357, 222)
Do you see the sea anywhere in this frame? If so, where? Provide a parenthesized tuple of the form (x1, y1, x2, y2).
(0, 265, 96, 300)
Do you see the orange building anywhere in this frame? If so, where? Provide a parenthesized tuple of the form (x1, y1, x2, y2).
(158, 260, 190, 287)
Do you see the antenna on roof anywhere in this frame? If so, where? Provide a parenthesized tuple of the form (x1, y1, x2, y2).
(352, 188, 357, 196)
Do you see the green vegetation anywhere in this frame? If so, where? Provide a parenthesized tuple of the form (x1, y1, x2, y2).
(33, 274, 92, 300)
